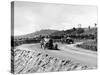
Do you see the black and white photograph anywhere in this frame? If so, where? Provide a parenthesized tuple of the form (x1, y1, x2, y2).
(11, 1, 98, 74)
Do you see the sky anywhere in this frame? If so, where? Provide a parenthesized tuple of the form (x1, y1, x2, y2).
(14, 1, 97, 36)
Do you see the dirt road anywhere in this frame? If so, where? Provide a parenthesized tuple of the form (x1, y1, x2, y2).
(16, 43, 97, 67)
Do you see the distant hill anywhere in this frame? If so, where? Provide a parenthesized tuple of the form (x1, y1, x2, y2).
(50, 27, 97, 36)
(29, 29, 58, 37)
(82, 27, 97, 35)
(14, 29, 58, 38)
(14, 27, 97, 39)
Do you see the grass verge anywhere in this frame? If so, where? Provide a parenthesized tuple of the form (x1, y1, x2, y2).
(76, 40, 97, 51)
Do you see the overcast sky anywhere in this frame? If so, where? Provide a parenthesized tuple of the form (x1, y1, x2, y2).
(14, 1, 97, 36)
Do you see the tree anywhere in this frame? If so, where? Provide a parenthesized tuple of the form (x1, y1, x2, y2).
(73, 27, 76, 31)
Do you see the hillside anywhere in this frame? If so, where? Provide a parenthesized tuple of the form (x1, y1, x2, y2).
(14, 29, 58, 38)
(50, 27, 97, 36)
(82, 28, 97, 35)
(29, 29, 58, 37)
(14, 27, 97, 39)
(12, 48, 94, 74)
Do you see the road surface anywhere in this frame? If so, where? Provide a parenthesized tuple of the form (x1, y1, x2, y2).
(16, 43, 97, 67)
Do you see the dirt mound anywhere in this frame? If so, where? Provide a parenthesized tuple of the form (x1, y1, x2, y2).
(13, 49, 95, 74)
